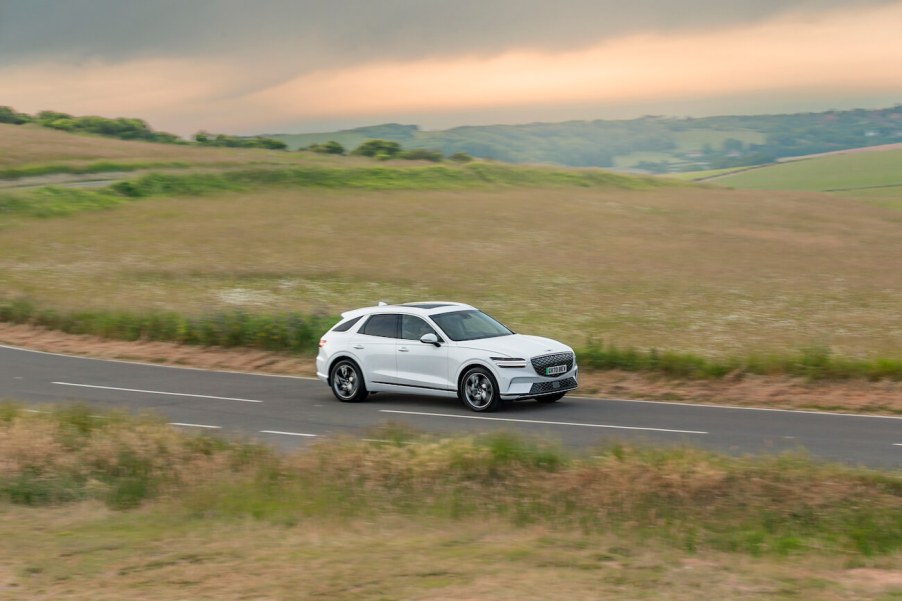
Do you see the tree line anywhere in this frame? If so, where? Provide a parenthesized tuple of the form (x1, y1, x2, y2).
(0, 106, 286, 150)
(304, 138, 471, 162)
(0, 105, 468, 161)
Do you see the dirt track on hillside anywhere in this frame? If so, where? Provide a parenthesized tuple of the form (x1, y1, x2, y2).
(2, 323, 900, 415)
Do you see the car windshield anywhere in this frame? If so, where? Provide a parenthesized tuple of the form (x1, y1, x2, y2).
(430, 310, 513, 341)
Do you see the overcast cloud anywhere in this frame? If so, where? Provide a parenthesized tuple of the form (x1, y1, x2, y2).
(2, 0, 898, 68)
(1, 0, 901, 134)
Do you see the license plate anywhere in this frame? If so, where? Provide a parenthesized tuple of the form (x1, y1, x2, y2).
(545, 364, 567, 376)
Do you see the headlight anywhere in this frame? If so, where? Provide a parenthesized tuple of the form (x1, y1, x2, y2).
(490, 357, 527, 368)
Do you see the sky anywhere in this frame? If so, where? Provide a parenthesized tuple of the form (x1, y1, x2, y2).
(1, 0, 902, 135)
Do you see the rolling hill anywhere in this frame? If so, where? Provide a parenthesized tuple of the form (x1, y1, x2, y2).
(270, 105, 902, 172)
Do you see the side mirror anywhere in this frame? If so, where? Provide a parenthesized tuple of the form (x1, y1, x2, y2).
(419, 333, 441, 347)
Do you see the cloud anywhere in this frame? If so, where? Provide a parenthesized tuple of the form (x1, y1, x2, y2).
(1, 0, 900, 134)
(2, 0, 899, 72)
(245, 4, 902, 123)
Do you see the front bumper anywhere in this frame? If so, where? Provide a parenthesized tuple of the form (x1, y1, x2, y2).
(499, 366, 578, 400)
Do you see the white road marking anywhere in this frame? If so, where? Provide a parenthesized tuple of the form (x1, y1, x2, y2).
(260, 430, 318, 437)
(380, 409, 708, 435)
(170, 422, 221, 429)
(894, 443, 902, 447)
(52, 381, 264, 403)
(3, 344, 896, 420)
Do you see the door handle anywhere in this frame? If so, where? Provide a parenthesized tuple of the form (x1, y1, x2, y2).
(353, 345, 364, 350)
(398, 347, 409, 352)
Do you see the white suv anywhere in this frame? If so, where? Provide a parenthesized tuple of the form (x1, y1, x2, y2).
(316, 302, 578, 412)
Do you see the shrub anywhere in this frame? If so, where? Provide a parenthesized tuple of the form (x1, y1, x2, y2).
(306, 140, 345, 155)
(0, 105, 32, 125)
(398, 148, 444, 162)
(449, 151, 473, 163)
(351, 139, 402, 158)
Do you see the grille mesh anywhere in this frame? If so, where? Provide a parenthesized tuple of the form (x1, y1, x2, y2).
(530, 352, 574, 377)
(529, 377, 578, 395)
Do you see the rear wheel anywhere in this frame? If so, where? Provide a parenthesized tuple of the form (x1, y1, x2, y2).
(536, 392, 565, 403)
(459, 367, 501, 412)
(330, 359, 368, 402)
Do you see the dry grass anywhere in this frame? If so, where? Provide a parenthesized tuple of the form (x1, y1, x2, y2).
(2, 504, 900, 601)
(2, 185, 901, 359)
(1, 407, 900, 600)
(0, 123, 354, 169)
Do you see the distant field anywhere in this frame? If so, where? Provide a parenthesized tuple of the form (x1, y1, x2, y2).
(709, 147, 902, 192)
(671, 128, 765, 151)
(0, 123, 351, 169)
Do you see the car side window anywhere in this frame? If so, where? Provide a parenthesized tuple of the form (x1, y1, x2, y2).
(332, 315, 362, 332)
(400, 315, 440, 341)
(359, 314, 399, 338)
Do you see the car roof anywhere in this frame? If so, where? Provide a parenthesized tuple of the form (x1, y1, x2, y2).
(340, 301, 475, 319)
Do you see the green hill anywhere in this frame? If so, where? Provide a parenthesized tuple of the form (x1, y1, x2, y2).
(271, 105, 902, 172)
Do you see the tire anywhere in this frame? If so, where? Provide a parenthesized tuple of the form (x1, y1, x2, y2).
(536, 392, 565, 403)
(459, 367, 501, 412)
(330, 359, 368, 402)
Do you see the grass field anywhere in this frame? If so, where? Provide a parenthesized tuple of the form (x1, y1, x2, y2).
(1, 127, 901, 372)
(710, 148, 902, 193)
(1, 406, 900, 600)
(1, 177, 900, 362)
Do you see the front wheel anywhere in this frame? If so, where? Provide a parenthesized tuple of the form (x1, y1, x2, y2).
(330, 359, 368, 402)
(459, 367, 501, 412)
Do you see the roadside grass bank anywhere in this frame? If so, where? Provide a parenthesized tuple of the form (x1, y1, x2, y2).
(0, 161, 192, 180)
(2, 300, 901, 383)
(0, 164, 679, 220)
(2, 403, 900, 559)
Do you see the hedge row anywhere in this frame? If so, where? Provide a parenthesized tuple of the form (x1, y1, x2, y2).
(2, 299, 900, 380)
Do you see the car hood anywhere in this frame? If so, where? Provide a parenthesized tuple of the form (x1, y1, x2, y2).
(455, 334, 572, 358)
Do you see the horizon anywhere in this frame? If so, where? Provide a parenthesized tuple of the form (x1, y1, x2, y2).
(268, 101, 902, 137)
(2, 1, 902, 136)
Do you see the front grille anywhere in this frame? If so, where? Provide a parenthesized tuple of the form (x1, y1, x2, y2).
(529, 377, 577, 395)
(531, 352, 574, 377)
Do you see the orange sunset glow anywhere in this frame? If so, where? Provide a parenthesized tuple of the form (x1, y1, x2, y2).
(1, 1, 901, 133)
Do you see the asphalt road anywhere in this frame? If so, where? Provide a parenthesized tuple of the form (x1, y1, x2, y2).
(2, 344, 900, 469)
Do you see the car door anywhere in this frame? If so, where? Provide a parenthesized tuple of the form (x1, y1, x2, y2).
(396, 314, 451, 390)
(351, 314, 400, 385)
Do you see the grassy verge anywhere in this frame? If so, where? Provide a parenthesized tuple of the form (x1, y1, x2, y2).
(4, 405, 900, 599)
(0, 163, 679, 221)
(0, 300, 334, 354)
(579, 340, 902, 381)
(0, 160, 192, 180)
(2, 404, 900, 557)
(2, 299, 900, 381)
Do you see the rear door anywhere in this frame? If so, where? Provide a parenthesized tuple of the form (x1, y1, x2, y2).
(351, 314, 400, 385)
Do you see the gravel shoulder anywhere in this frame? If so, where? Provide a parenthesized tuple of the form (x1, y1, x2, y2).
(1, 322, 900, 415)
